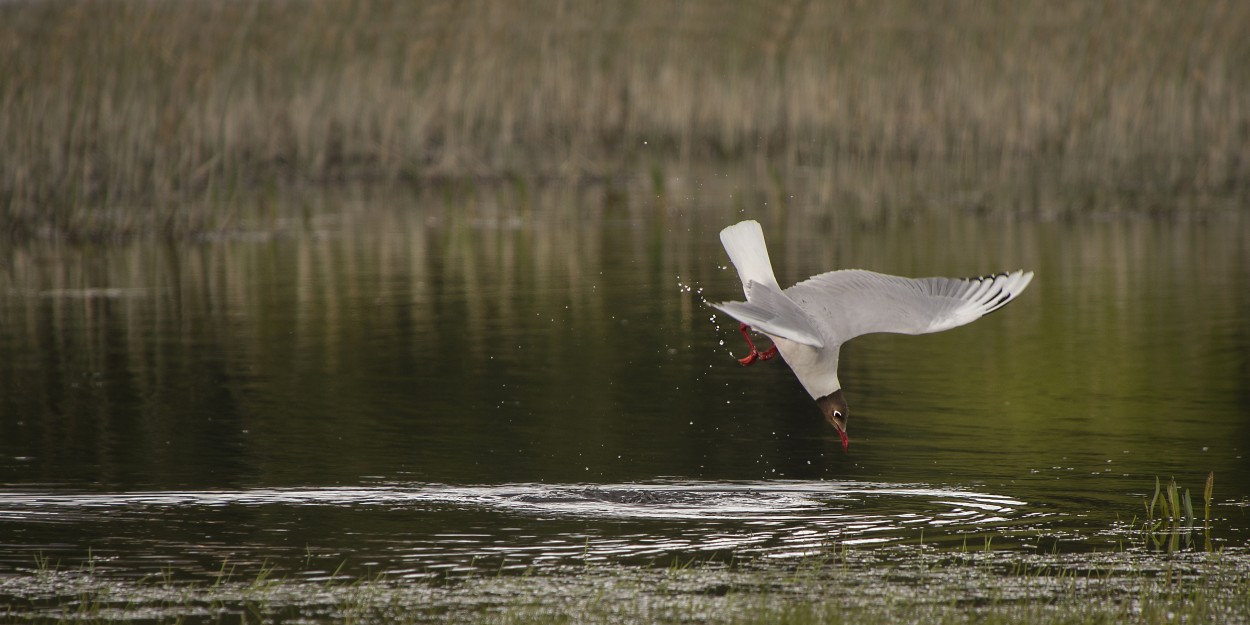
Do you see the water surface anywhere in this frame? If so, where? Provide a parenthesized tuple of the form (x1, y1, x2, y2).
(1, 187, 1248, 607)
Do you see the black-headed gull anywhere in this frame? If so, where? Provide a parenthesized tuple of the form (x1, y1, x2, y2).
(711, 220, 1033, 452)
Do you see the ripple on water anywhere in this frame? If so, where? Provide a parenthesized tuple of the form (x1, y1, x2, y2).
(0, 481, 1055, 574)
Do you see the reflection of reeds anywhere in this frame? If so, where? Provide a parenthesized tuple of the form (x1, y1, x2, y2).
(3, 199, 1246, 485)
(2, 0, 1248, 237)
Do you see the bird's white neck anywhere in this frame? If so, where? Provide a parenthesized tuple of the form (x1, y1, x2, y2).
(771, 337, 841, 400)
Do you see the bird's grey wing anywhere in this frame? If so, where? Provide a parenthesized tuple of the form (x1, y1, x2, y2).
(711, 280, 825, 348)
(784, 269, 1033, 342)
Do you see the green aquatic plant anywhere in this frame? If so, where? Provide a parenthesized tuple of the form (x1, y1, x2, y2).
(1204, 471, 1215, 529)
(1143, 474, 1214, 552)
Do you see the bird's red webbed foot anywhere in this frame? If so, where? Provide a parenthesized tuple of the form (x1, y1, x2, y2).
(736, 323, 778, 366)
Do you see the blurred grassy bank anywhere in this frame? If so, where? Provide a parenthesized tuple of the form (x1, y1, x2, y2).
(2, 0, 1248, 238)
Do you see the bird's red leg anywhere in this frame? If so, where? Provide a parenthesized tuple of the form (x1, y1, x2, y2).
(736, 323, 777, 366)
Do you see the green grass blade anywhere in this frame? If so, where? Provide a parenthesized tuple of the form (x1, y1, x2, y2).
(1204, 472, 1214, 525)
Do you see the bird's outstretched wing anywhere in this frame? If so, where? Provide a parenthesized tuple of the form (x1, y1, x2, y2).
(784, 269, 1033, 342)
(711, 280, 825, 348)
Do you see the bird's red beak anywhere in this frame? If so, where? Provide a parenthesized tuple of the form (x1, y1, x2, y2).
(836, 426, 849, 452)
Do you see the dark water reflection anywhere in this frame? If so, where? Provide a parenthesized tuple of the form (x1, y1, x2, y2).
(1, 186, 1248, 580)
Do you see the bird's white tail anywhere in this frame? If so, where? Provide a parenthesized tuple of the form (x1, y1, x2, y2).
(719, 220, 780, 296)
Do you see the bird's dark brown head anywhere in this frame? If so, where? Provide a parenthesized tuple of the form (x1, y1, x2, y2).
(816, 390, 850, 452)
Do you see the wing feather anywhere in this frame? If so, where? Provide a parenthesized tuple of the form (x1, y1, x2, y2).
(710, 280, 825, 348)
(784, 269, 1033, 341)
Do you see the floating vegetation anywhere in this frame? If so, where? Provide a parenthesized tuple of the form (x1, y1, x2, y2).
(5, 541, 1250, 625)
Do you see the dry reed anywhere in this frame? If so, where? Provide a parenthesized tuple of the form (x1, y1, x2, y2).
(1, 0, 1248, 238)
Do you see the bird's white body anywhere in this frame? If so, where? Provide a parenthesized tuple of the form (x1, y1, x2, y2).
(714, 220, 1033, 400)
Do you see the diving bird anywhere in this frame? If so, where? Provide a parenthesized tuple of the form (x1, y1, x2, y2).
(711, 220, 1033, 452)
